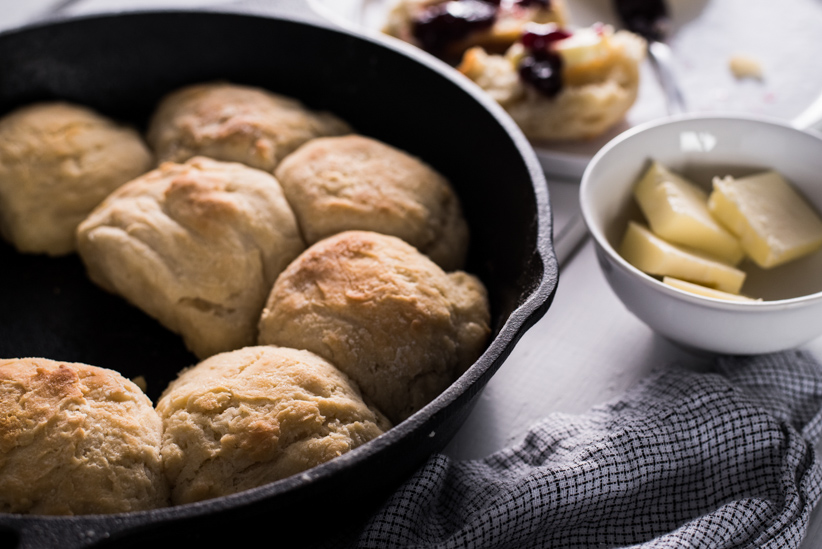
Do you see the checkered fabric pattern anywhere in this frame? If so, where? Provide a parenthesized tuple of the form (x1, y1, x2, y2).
(353, 350, 822, 548)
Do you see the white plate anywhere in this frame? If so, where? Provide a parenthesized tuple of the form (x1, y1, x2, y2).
(311, 0, 822, 180)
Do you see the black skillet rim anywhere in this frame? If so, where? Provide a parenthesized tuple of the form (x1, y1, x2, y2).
(0, 5, 558, 545)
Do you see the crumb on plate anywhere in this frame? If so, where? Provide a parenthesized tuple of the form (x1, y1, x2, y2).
(729, 54, 763, 80)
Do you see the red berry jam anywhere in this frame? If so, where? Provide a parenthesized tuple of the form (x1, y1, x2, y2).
(517, 24, 569, 97)
(469, 0, 553, 7)
(410, 0, 557, 57)
(520, 25, 571, 52)
(412, 0, 498, 54)
(518, 51, 563, 97)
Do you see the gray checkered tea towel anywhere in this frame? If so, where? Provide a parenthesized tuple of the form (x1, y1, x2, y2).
(354, 350, 822, 548)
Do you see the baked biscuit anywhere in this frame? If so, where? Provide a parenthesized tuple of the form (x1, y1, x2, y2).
(76, 156, 305, 359)
(275, 135, 469, 271)
(146, 82, 352, 172)
(258, 231, 491, 423)
(0, 358, 169, 514)
(458, 24, 645, 141)
(0, 102, 153, 256)
(384, 0, 568, 62)
(157, 345, 390, 505)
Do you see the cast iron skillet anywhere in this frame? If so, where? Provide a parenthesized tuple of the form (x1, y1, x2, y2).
(0, 2, 558, 547)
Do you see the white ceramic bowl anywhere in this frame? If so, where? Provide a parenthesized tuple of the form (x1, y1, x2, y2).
(580, 113, 822, 355)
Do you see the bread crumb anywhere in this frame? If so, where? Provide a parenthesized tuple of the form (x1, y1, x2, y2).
(729, 54, 763, 80)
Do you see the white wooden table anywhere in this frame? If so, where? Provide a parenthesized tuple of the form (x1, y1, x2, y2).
(433, 3, 822, 545)
(444, 176, 822, 548)
(2, 0, 822, 546)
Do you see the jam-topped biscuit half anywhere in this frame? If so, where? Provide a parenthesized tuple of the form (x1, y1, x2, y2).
(458, 22, 646, 141)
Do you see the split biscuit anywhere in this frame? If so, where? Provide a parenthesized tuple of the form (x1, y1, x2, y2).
(458, 28, 645, 141)
(384, 0, 568, 62)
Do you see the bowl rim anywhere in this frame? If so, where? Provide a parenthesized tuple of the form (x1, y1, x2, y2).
(580, 112, 822, 311)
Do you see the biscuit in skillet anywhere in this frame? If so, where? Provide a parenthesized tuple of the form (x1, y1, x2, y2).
(157, 345, 390, 505)
(257, 230, 490, 424)
(76, 156, 305, 359)
(0, 101, 153, 256)
(275, 134, 469, 271)
(146, 82, 352, 173)
(0, 357, 169, 514)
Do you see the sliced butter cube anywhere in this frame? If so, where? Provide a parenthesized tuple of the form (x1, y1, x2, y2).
(618, 221, 746, 294)
(709, 171, 822, 268)
(633, 160, 744, 264)
(554, 26, 610, 68)
(662, 277, 759, 302)
(553, 25, 620, 87)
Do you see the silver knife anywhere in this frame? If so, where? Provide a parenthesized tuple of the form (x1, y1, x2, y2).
(613, 0, 687, 115)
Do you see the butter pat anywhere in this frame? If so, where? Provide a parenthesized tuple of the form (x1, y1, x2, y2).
(708, 171, 822, 268)
(633, 161, 744, 264)
(554, 26, 610, 68)
(619, 221, 746, 293)
(662, 277, 759, 302)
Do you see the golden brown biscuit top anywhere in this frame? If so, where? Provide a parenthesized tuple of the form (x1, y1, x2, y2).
(0, 101, 153, 255)
(0, 358, 153, 453)
(76, 156, 306, 359)
(274, 134, 468, 270)
(146, 82, 352, 172)
(157, 346, 390, 504)
(258, 231, 490, 423)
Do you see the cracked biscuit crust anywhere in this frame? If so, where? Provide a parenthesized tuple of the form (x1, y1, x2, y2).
(146, 82, 352, 173)
(76, 156, 305, 359)
(257, 230, 491, 424)
(0, 358, 169, 514)
(275, 135, 469, 271)
(156, 345, 390, 505)
(0, 102, 153, 255)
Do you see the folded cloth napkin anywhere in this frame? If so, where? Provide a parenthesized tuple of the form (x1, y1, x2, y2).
(348, 350, 822, 548)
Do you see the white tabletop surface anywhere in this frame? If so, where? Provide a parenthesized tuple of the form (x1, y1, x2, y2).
(3, 0, 822, 546)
